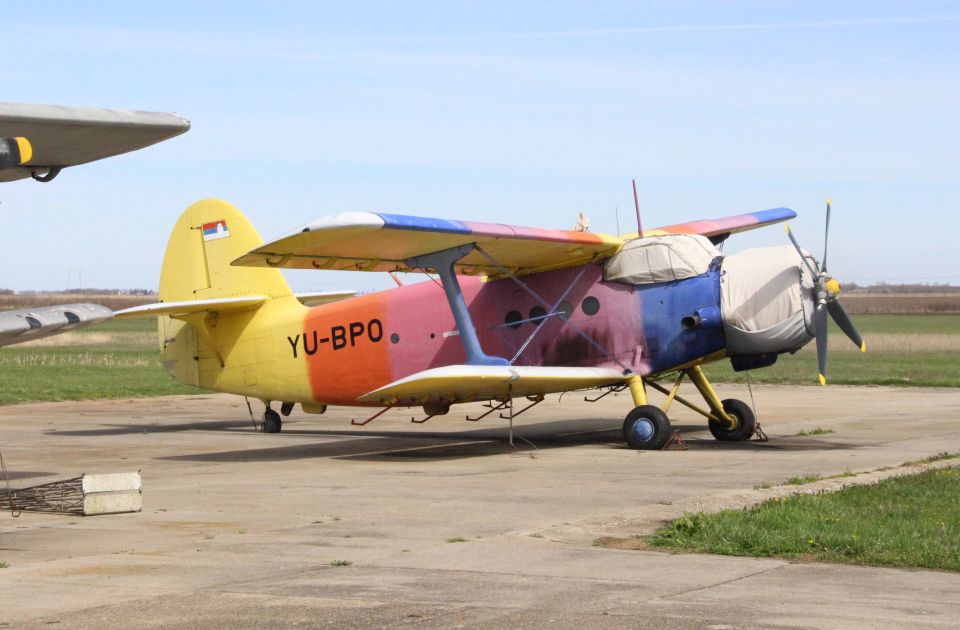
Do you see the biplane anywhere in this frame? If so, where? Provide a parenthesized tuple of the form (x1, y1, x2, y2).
(0, 102, 189, 346)
(119, 197, 864, 449)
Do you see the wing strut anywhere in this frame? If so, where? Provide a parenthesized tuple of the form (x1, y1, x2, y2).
(405, 244, 509, 367)
(474, 246, 630, 372)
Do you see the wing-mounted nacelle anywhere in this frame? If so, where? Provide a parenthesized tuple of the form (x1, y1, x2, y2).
(0, 303, 113, 347)
(0, 137, 32, 172)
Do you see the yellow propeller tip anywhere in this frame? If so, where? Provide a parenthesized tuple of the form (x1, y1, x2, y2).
(860, 342, 867, 353)
(784, 223, 790, 234)
(818, 373, 827, 386)
(827, 197, 832, 205)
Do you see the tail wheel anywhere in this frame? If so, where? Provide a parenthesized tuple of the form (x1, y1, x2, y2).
(623, 405, 671, 450)
(708, 398, 755, 441)
(263, 409, 282, 433)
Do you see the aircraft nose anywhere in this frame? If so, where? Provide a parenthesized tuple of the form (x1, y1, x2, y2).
(719, 245, 817, 360)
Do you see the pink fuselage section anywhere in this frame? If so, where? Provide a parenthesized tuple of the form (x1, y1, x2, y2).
(291, 264, 649, 405)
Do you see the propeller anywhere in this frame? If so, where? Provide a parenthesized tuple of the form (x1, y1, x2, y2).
(784, 199, 866, 385)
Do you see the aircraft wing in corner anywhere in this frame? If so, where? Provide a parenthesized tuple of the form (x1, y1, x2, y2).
(0, 102, 190, 183)
(0, 304, 113, 347)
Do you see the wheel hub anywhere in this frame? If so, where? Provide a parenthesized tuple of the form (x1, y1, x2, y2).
(631, 418, 655, 442)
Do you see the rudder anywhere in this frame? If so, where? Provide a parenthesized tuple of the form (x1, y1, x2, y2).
(159, 198, 291, 302)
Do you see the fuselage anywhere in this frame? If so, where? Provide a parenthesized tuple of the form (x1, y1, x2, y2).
(178, 263, 725, 406)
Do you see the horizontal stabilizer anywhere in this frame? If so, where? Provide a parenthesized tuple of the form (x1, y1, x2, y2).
(114, 296, 267, 319)
(0, 303, 113, 347)
(295, 290, 357, 307)
(358, 364, 628, 406)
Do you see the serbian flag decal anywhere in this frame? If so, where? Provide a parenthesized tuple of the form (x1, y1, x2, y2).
(202, 220, 230, 241)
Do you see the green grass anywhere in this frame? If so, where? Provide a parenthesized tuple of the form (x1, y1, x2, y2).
(0, 313, 956, 406)
(704, 314, 960, 387)
(794, 428, 834, 436)
(329, 560, 352, 567)
(650, 467, 960, 571)
(0, 317, 198, 405)
(903, 452, 960, 467)
(446, 536, 468, 543)
(785, 474, 823, 486)
(836, 314, 958, 335)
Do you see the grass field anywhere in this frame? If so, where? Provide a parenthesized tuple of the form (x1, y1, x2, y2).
(843, 293, 960, 314)
(0, 313, 956, 406)
(0, 317, 198, 405)
(648, 467, 960, 572)
(703, 314, 960, 387)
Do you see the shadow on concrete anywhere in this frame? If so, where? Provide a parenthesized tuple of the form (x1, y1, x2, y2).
(154, 419, 857, 463)
(681, 437, 858, 451)
(47, 419, 254, 436)
(0, 471, 57, 481)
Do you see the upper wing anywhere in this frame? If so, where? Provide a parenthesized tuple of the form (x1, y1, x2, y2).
(0, 304, 113, 347)
(233, 212, 623, 278)
(631, 207, 797, 243)
(233, 207, 795, 278)
(0, 102, 190, 183)
(358, 364, 628, 406)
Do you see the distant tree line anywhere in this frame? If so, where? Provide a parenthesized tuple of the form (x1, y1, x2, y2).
(0, 288, 157, 296)
(844, 282, 960, 294)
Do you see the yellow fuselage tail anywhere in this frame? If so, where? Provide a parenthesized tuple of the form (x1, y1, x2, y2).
(158, 199, 307, 400)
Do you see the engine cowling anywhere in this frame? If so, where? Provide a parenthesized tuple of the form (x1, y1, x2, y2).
(719, 245, 816, 358)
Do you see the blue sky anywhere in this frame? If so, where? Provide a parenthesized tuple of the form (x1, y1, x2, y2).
(1, 1, 957, 292)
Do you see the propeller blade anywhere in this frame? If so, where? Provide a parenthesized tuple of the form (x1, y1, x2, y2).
(827, 300, 866, 352)
(822, 198, 831, 273)
(784, 224, 820, 279)
(815, 303, 828, 385)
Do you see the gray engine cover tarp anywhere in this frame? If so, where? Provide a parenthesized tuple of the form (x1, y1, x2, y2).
(604, 234, 718, 285)
(720, 245, 815, 355)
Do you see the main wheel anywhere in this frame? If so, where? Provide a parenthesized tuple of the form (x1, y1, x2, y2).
(623, 405, 672, 450)
(263, 409, 282, 433)
(708, 398, 755, 441)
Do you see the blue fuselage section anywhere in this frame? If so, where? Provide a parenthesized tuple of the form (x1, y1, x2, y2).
(635, 265, 725, 373)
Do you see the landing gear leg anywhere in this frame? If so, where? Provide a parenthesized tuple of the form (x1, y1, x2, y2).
(686, 366, 755, 441)
(709, 399, 756, 441)
(263, 403, 282, 434)
(622, 375, 673, 450)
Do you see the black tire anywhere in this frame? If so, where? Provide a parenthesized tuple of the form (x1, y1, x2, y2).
(623, 405, 672, 450)
(708, 398, 755, 441)
(263, 409, 282, 433)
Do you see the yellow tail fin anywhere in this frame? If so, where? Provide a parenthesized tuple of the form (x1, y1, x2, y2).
(159, 198, 291, 302)
(158, 199, 292, 388)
